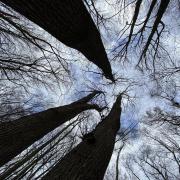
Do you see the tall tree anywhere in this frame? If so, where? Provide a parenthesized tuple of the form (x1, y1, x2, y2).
(42, 94, 122, 180)
(112, 0, 170, 70)
(0, 5, 73, 93)
(0, 0, 114, 81)
(0, 91, 103, 167)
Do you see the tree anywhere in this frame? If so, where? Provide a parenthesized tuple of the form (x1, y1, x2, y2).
(0, 91, 103, 167)
(115, 143, 125, 180)
(0, 4, 71, 88)
(0, 0, 114, 81)
(0, 0, 179, 179)
(42, 94, 122, 180)
(145, 107, 180, 128)
(0, 114, 83, 179)
(150, 80, 180, 109)
(112, 0, 171, 70)
(0, 85, 28, 122)
(124, 131, 180, 180)
(122, 107, 180, 180)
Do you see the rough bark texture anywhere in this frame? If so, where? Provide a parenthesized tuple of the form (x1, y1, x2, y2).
(0, 0, 114, 81)
(42, 94, 122, 180)
(0, 91, 102, 167)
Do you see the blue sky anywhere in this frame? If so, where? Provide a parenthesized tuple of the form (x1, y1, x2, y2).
(0, 0, 180, 179)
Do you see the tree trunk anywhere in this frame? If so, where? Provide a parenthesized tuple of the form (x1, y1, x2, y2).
(42, 94, 122, 180)
(0, 91, 102, 167)
(0, 0, 114, 81)
(115, 144, 124, 180)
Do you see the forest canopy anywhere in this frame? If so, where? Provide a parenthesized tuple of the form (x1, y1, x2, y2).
(0, 0, 180, 179)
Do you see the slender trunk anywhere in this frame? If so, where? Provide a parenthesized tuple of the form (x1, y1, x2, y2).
(140, 0, 170, 59)
(0, 91, 102, 167)
(115, 144, 124, 180)
(0, 0, 114, 81)
(42, 94, 122, 180)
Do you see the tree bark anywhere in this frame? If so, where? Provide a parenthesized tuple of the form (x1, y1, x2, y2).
(0, 91, 102, 167)
(42, 94, 122, 180)
(0, 0, 114, 81)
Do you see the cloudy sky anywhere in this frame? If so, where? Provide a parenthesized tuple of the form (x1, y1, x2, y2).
(0, 0, 180, 179)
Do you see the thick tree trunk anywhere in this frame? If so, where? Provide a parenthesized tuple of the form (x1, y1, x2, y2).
(0, 91, 102, 167)
(0, 0, 114, 81)
(42, 94, 122, 180)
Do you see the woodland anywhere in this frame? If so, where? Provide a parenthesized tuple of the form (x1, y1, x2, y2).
(0, 0, 180, 179)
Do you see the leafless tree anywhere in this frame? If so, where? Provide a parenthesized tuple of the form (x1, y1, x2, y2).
(0, 4, 72, 89)
(0, 90, 104, 167)
(42, 94, 122, 180)
(0, 113, 89, 179)
(112, 0, 172, 70)
(0, 0, 114, 81)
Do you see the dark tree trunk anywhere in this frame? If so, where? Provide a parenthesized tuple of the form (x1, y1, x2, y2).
(42, 94, 122, 180)
(0, 91, 102, 167)
(0, 0, 114, 81)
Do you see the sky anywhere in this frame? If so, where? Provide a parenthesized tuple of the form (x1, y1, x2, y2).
(0, 0, 180, 179)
